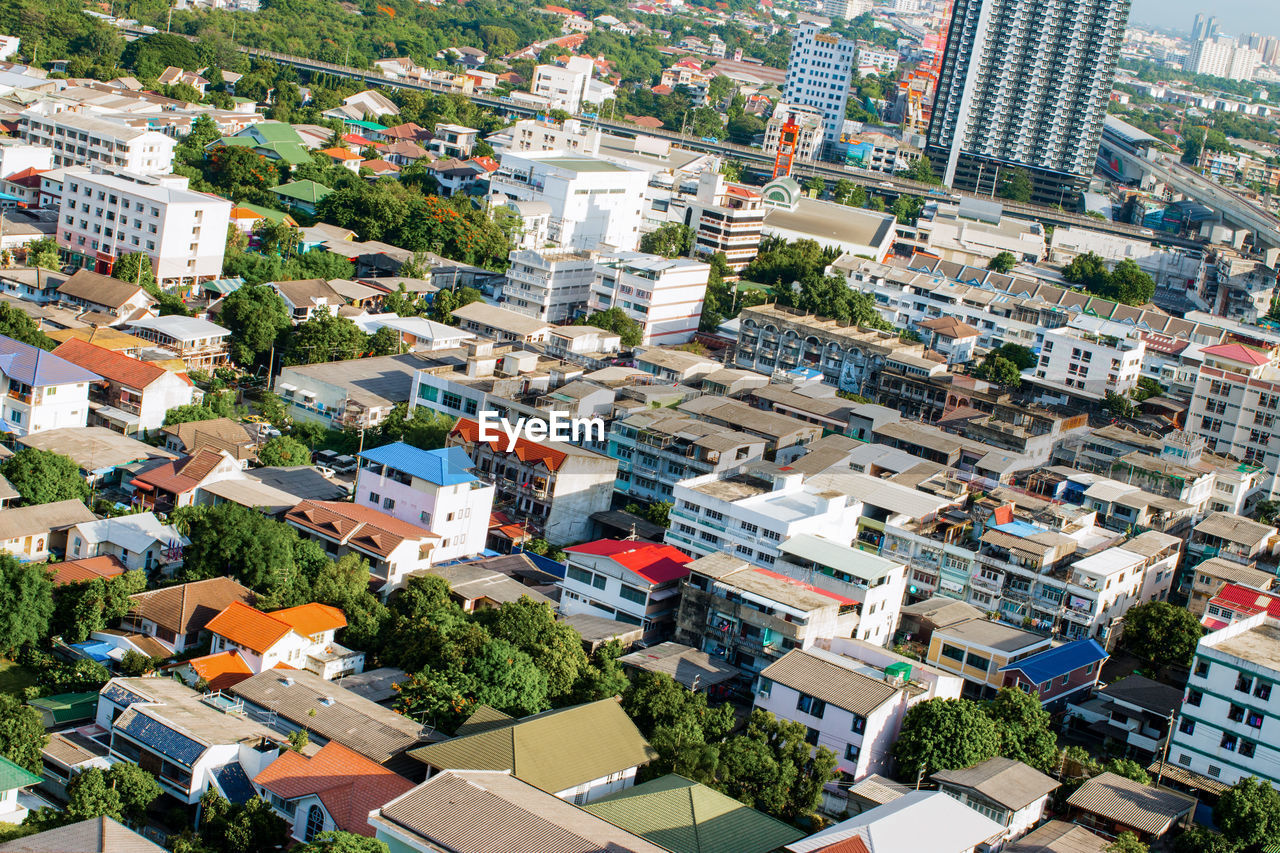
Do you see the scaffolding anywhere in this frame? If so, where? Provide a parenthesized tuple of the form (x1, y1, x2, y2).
(772, 113, 801, 179)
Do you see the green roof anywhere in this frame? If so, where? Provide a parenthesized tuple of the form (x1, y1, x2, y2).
(348, 120, 388, 132)
(271, 180, 333, 204)
(257, 141, 312, 165)
(238, 203, 294, 224)
(408, 699, 657, 795)
(28, 691, 98, 723)
(583, 775, 804, 853)
(0, 754, 42, 791)
(246, 121, 304, 145)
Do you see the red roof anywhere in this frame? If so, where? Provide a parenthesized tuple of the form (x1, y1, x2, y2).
(362, 159, 401, 173)
(651, 84, 674, 95)
(342, 133, 375, 146)
(1203, 342, 1271, 367)
(565, 540, 692, 584)
(1206, 583, 1280, 625)
(254, 742, 414, 837)
(815, 837, 872, 853)
(754, 567, 859, 606)
(285, 500, 436, 558)
(3, 166, 45, 187)
(52, 338, 167, 390)
(204, 600, 295, 654)
(470, 156, 500, 172)
(451, 418, 570, 472)
(49, 555, 127, 586)
(184, 650, 253, 691)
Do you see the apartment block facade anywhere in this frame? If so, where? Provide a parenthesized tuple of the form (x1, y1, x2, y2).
(502, 248, 597, 323)
(20, 111, 176, 174)
(590, 252, 710, 346)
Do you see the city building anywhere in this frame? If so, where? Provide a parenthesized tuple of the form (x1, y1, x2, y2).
(0, 138, 51, 180)
(532, 56, 596, 114)
(781, 22, 858, 151)
(925, 617, 1052, 698)
(0, 500, 96, 562)
(755, 645, 962, 779)
(924, 0, 1127, 205)
(608, 410, 766, 503)
(995, 638, 1109, 710)
(785, 791, 1005, 853)
(589, 252, 710, 346)
(489, 151, 648, 252)
(681, 169, 765, 270)
(502, 248, 597, 323)
(66, 513, 188, 573)
(823, 0, 871, 20)
(55, 269, 155, 322)
(450, 302, 552, 345)
(763, 104, 826, 166)
(1066, 772, 1194, 842)
(932, 757, 1059, 843)
(354, 442, 494, 563)
(205, 601, 365, 680)
(561, 540, 692, 642)
(448, 416, 618, 544)
(1027, 324, 1145, 401)
(775, 534, 908, 647)
(122, 577, 254, 654)
(19, 112, 176, 174)
(285, 500, 438, 592)
(275, 354, 421, 430)
(1188, 343, 1280, 477)
(126, 316, 231, 370)
(0, 335, 99, 436)
(56, 171, 231, 287)
(1185, 36, 1260, 82)
(1187, 557, 1275, 618)
(50, 338, 194, 434)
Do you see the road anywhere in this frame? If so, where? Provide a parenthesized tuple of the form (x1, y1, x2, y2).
(127, 30, 1208, 249)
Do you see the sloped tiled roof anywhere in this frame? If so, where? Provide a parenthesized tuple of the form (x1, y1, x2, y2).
(451, 417, 569, 471)
(204, 601, 295, 654)
(583, 774, 804, 853)
(565, 540, 692, 584)
(184, 650, 254, 692)
(49, 555, 127, 586)
(0, 816, 165, 852)
(0, 335, 100, 388)
(407, 698, 657, 794)
(56, 269, 153, 311)
(759, 649, 906, 716)
(254, 741, 414, 836)
(128, 577, 253, 638)
(1202, 342, 1271, 366)
(932, 757, 1059, 811)
(270, 603, 347, 636)
(0, 500, 96, 541)
(285, 500, 436, 558)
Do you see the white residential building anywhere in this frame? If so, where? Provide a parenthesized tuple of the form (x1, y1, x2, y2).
(1188, 342, 1280, 481)
(561, 540, 692, 643)
(1027, 323, 1145, 401)
(67, 513, 188, 573)
(354, 442, 494, 563)
(782, 22, 859, 148)
(589, 251, 710, 345)
(1169, 612, 1280, 788)
(776, 534, 909, 647)
(763, 104, 827, 166)
(532, 56, 596, 114)
(756, 644, 962, 779)
(19, 111, 176, 174)
(823, 0, 871, 19)
(854, 44, 899, 75)
(0, 138, 51, 180)
(1185, 36, 1261, 82)
(206, 601, 365, 681)
(0, 335, 98, 436)
(57, 171, 232, 287)
(285, 499, 438, 592)
(503, 248, 598, 323)
(489, 151, 648, 252)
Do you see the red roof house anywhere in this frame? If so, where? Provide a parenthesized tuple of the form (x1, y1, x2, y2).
(562, 540, 692, 641)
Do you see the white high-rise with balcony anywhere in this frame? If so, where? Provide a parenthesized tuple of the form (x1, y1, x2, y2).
(19, 112, 176, 174)
(781, 22, 858, 150)
(502, 248, 597, 323)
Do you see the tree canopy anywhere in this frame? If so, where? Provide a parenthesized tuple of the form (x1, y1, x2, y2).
(1062, 253, 1156, 306)
(574, 308, 644, 348)
(640, 223, 694, 258)
(985, 687, 1058, 772)
(1215, 776, 1280, 851)
(218, 284, 291, 367)
(1121, 601, 1204, 670)
(257, 435, 313, 467)
(893, 697, 1001, 778)
(0, 303, 54, 350)
(0, 448, 90, 506)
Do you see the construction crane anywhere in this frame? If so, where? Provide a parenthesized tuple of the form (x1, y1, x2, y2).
(772, 112, 800, 179)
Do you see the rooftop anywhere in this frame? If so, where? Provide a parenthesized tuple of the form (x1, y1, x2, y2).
(617, 642, 740, 690)
(760, 648, 919, 716)
(931, 757, 1059, 811)
(565, 540, 692, 584)
(1065, 772, 1195, 835)
(778, 534, 903, 582)
(18, 427, 175, 474)
(936, 617, 1049, 654)
(0, 334, 100, 387)
(1210, 620, 1280, 665)
(999, 639, 1108, 686)
(784, 791, 1003, 853)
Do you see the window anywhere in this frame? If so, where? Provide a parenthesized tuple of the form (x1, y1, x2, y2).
(845, 744, 861, 762)
(850, 714, 865, 735)
(805, 727, 819, 746)
(941, 644, 965, 664)
(1256, 681, 1272, 701)
(383, 497, 395, 510)
(1228, 704, 1245, 723)
(1186, 690, 1202, 707)
(1195, 660, 1211, 678)
(1221, 733, 1238, 752)
(567, 566, 594, 586)
(441, 392, 462, 411)
(965, 651, 991, 673)
(1179, 718, 1196, 735)
(1247, 711, 1264, 729)
(1237, 674, 1254, 694)
(592, 573, 606, 590)
(796, 693, 826, 718)
(1241, 740, 1257, 758)
(368, 492, 380, 504)
(304, 805, 325, 843)
(618, 585, 647, 605)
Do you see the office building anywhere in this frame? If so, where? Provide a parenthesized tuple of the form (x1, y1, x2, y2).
(782, 22, 858, 151)
(681, 169, 765, 270)
(823, 0, 871, 19)
(763, 104, 826, 168)
(925, 0, 1128, 206)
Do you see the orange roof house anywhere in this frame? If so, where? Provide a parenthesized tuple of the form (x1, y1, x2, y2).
(204, 599, 366, 680)
(205, 600, 294, 655)
(284, 500, 438, 592)
(254, 742, 415, 838)
(179, 650, 254, 691)
(49, 555, 127, 586)
(271, 603, 347, 638)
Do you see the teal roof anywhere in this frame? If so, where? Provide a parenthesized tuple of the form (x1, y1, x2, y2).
(348, 120, 388, 132)
(28, 691, 98, 723)
(271, 180, 333, 204)
(0, 754, 42, 790)
(583, 775, 804, 853)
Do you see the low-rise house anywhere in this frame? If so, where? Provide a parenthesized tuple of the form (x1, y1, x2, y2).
(48, 555, 126, 587)
(171, 650, 254, 692)
(421, 561, 556, 612)
(55, 270, 155, 323)
(275, 353, 422, 430)
(618, 641, 741, 693)
(1201, 582, 1280, 630)
(0, 500, 97, 562)
(0, 755, 41, 824)
(370, 770, 667, 853)
(205, 601, 365, 680)
(0, 334, 100, 436)
(253, 741, 415, 843)
(122, 576, 255, 653)
(1068, 674, 1183, 757)
(18, 427, 176, 489)
(582, 774, 805, 853)
(451, 301, 552, 344)
(126, 316, 230, 370)
(270, 180, 332, 216)
(50, 339, 194, 435)
(229, 668, 429, 774)
(408, 699, 656, 804)
(932, 757, 1059, 843)
(269, 278, 348, 322)
(1006, 822, 1109, 853)
(784, 790, 1004, 853)
(561, 540, 691, 643)
(925, 617, 1052, 699)
(1187, 556, 1275, 617)
(755, 646, 962, 779)
(95, 677, 285, 804)
(285, 499, 437, 592)
(364, 316, 475, 352)
(1066, 772, 1194, 842)
(66, 512, 189, 573)
(0, 817, 165, 853)
(160, 417, 257, 463)
(128, 449, 247, 513)
(996, 638, 1109, 710)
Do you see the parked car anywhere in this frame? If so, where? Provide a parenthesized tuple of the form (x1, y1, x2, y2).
(332, 455, 358, 474)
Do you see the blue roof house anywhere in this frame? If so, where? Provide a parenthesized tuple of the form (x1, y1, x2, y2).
(355, 442, 495, 565)
(999, 638, 1109, 710)
(0, 335, 99, 436)
(96, 677, 286, 805)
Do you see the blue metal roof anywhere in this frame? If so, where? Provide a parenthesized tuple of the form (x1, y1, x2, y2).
(358, 442, 477, 486)
(993, 520, 1045, 538)
(0, 336, 99, 387)
(117, 711, 205, 767)
(212, 762, 255, 804)
(998, 638, 1109, 685)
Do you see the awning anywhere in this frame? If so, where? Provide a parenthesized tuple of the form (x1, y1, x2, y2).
(92, 404, 140, 426)
(129, 480, 154, 491)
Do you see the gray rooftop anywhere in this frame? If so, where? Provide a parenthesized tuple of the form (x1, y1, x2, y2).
(618, 642, 740, 690)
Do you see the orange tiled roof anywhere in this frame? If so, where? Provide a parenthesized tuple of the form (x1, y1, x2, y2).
(49, 555, 127, 586)
(51, 338, 167, 390)
(450, 417, 569, 472)
(204, 600, 294, 654)
(254, 742, 414, 836)
(185, 650, 254, 691)
(321, 146, 363, 161)
(271, 603, 346, 637)
(285, 500, 436, 558)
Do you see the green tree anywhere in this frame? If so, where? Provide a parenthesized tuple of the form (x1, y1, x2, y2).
(219, 284, 290, 367)
(998, 168, 1034, 202)
(198, 791, 289, 853)
(64, 767, 122, 823)
(987, 251, 1017, 273)
(1215, 776, 1280, 851)
(985, 687, 1058, 771)
(288, 728, 309, 752)
(1062, 252, 1110, 290)
(639, 223, 693, 258)
(894, 698, 1000, 779)
(257, 435, 312, 466)
(987, 343, 1037, 370)
(367, 326, 401, 357)
(1105, 831, 1148, 853)
(108, 762, 163, 826)
(295, 833, 389, 853)
(1255, 499, 1280, 526)
(972, 355, 1023, 390)
(0, 303, 54, 350)
(804, 176, 826, 197)
(1, 448, 90, 505)
(53, 570, 147, 643)
(622, 671, 734, 779)
(645, 501, 671, 529)
(478, 597, 590, 704)
(254, 221, 301, 259)
(574, 307, 643, 348)
(181, 503, 300, 592)
(572, 640, 631, 704)
(113, 253, 156, 290)
(283, 312, 367, 365)
(381, 285, 424, 318)
(906, 155, 941, 185)
(25, 239, 60, 271)
(0, 556, 53, 657)
(1120, 602, 1204, 670)
(377, 404, 455, 451)
(1100, 758, 1151, 785)
(427, 287, 484, 325)
(1105, 258, 1156, 306)
(1172, 826, 1235, 853)
(833, 179, 855, 204)
(713, 710, 838, 822)
(0, 694, 47, 772)
(1103, 390, 1136, 419)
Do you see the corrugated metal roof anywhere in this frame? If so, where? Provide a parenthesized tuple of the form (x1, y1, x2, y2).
(998, 639, 1108, 686)
(1066, 772, 1194, 835)
(931, 757, 1059, 811)
(760, 649, 904, 716)
(358, 442, 477, 487)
